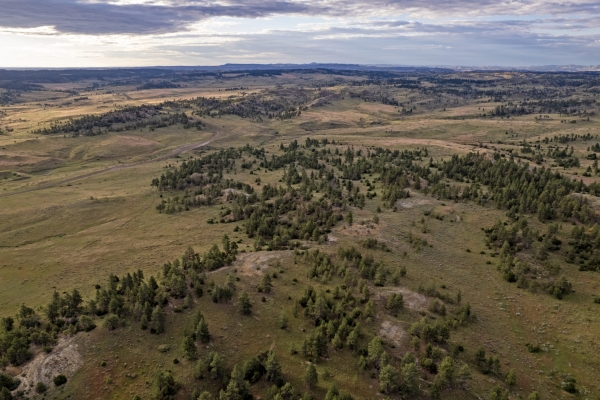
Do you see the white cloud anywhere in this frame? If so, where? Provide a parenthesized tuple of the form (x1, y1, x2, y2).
(0, 1, 599, 66)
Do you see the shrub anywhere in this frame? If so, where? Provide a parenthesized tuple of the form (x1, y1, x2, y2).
(525, 343, 541, 353)
(151, 371, 179, 400)
(53, 374, 67, 386)
(77, 315, 96, 332)
(0, 374, 20, 391)
(562, 376, 577, 393)
(35, 382, 47, 394)
(104, 314, 120, 330)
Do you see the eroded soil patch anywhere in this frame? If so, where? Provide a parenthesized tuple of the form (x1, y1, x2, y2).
(17, 335, 83, 392)
(228, 251, 291, 276)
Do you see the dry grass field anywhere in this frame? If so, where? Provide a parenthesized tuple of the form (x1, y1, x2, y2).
(1, 69, 600, 400)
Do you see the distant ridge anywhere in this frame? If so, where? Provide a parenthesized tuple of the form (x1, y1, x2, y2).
(165, 63, 451, 72)
(1, 63, 599, 84)
(4, 63, 599, 73)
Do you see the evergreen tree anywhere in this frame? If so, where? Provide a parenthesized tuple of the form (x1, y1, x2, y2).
(505, 369, 517, 387)
(151, 306, 166, 334)
(198, 392, 213, 400)
(0, 388, 12, 400)
(364, 300, 374, 318)
(346, 328, 359, 349)
(151, 371, 179, 400)
(401, 362, 418, 395)
(438, 356, 454, 384)
(260, 274, 273, 293)
(210, 352, 224, 380)
(430, 375, 444, 399)
(386, 293, 404, 311)
(379, 364, 398, 393)
(488, 386, 509, 400)
(265, 350, 284, 385)
(184, 293, 193, 309)
(326, 320, 337, 338)
(238, 291, 253, 315)
(332, 333, 343, 349)
(527, 391, 540, 400)
(219, 364, 250, 400)
(140, 313, 149, 330)
(196, 318, 211, 343)
(304, 364, 318, 389)
(277, 311, 289, 329)
(181, 336, 197, 360)
(367, 337, 385, 367)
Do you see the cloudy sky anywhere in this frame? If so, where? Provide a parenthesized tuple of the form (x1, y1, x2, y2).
(1, 0, 600, 67)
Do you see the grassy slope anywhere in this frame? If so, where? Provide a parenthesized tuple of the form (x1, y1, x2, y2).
(1, 74, 600, 399)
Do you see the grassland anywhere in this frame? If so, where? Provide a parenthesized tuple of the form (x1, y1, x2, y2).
(1, 69, 600, 400)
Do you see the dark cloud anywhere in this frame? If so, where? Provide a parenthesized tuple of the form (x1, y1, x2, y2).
(2, 0, 600, 35)
(0, 0, 313, 34)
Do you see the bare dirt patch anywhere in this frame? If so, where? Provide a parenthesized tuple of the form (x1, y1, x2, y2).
(222, 188, 250, 200)
(229, 251, 291, 276)
(17, 335, 83, 391)
(396, 198, 432, 209)
(379, 319, 407, 347)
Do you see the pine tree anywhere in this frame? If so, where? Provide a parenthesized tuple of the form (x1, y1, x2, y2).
(304, 364, 318, 389)
(151, 306, 166, 334)
(260, 274, 273, 293)
(364, 300, 374, 318)
(151, 371, 178, 400)
(0, 388, 13, 400)
(505, 369, 516, 387)
(196, 318, 210, 343)
(198, 391, 213, 400)
(238, 291, 253, 315)
(439, 356, 454, 383)
(140, 313, 149, 330)
(226, 274, 237, 293)
(401, 362, 418, 395)
(430, 375, 444, 399)
(332, 333, 343, 349)
(277, 311, 289, 329)
(181, 336, 197, 360)
(265, 350, 283, 385)
(220, 364, 250, 400)
(324, 383, 340, 400)
(527, 391, 540, 400)
(346, 328, 359, 349)
(326, 320, 336, 338)
(379, 364, 398, 393)
(488, 386, 509, 400)
(209, 353, 224, 380)
(367, 337, 384, 366)
(386, 293, 404, 311)
(184, 293, 193, 309)
(357, 355, 367, 370)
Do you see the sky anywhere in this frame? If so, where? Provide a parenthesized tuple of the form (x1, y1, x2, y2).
(1, 0, 600, 68)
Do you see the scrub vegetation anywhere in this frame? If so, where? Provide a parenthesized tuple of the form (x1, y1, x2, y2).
(1, 67, 600, 399)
